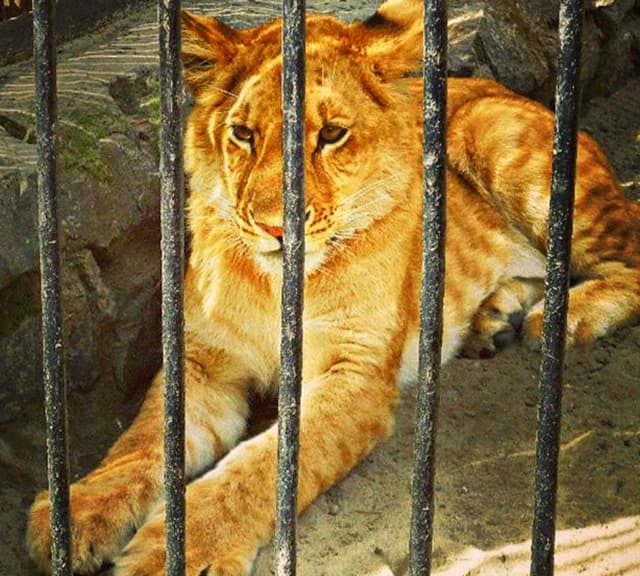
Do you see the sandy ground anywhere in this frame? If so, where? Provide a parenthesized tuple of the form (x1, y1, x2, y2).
(3, 325, 639, 576)
(1, 2, 639, 575)
(253, 334, 640, 576)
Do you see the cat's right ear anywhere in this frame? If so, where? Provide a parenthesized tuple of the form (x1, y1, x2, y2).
(181, 11, 242, 96)
(354, 0, 423, 81)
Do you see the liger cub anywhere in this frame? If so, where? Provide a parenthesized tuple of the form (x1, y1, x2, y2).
(26, 0, 640, 574)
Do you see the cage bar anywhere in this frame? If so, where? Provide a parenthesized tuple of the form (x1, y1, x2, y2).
(158, 0, 186, 574)
(530, 1, 584, 575)
(33, 1, 72, 574)
(274, 0, 306, 574)
(408, 1, 448, 575)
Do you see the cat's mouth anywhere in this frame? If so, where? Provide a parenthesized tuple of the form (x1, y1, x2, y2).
(251, 241, 329, 276)
(255, 239, 283, 255)
(238, 219, 335, 275)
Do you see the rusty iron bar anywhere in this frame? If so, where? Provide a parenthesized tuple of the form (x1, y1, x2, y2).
(33, 0, 72, 574)
(158, 0, 186, 574)
(408, 1, 448, 575)
(530, 0, 584, 574)
(274, 0, 306, 574)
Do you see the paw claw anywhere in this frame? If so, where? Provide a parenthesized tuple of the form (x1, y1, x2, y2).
(462, 277, 546, 358)
(26, 484, 138, 574)
(493, 328, 516, 350)
(507, 311, 525, 331)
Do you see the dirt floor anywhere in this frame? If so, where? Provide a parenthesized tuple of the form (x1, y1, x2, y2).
(1, 2, 640, 576)
(2, 323, 640, 576)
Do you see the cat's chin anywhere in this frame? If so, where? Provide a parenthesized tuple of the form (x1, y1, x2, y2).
(252, 249, 328, 277)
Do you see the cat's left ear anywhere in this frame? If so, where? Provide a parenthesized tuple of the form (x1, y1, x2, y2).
(181, 10, 245, 96)
(353, 0, 424, 80)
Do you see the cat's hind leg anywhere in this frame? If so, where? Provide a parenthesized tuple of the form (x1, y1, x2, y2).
(448, 88, 640, 348)
(523, 260, 640, 346)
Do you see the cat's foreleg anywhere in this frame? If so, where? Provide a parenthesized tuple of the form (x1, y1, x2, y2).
(26, 339, 251, 574)
(112, 362, 399, 576)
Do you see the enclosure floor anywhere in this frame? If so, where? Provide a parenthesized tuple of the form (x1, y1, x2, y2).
(251, 333, 640, 576)
(4, 326, 639, 576)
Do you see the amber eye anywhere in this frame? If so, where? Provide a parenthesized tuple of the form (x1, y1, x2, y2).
(319, 125, 348, 147)
(231, 125, 254, 144)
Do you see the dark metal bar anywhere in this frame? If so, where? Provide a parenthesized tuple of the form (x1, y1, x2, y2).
(275, 0, 306, 574)
(33, 1, 72, 574)
(158, 0, 185, 574)
(409, 1, 448, 575)
(530, 1, 584, 574)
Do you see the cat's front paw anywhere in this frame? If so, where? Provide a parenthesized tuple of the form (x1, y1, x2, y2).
(26, 484, 137, 574)
(113, 511, 255, 576)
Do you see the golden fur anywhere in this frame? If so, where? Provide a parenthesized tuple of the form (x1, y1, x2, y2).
(26, 1, 640, 574)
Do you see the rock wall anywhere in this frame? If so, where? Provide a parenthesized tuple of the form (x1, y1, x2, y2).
(448, 0, 640, 105)
(0, 68, 164, 421)
(0, 0, 638, 422)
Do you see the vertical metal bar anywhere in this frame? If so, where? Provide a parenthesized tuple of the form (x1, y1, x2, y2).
(409, 1, 448, 575)
(275, 0, 305, 575)
(33, 1, 72, 574)
(530, 1, 584, 574)
(159, 0, 185, 574)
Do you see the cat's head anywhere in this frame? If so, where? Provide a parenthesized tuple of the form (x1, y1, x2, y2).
(182, 0, 423, 275)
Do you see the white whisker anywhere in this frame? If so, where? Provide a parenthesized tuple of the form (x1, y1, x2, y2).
(210, 86, 240, 100)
